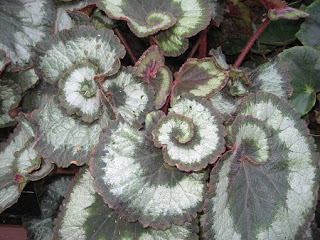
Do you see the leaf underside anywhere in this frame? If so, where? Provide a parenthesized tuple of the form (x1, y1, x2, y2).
(53, 168, 199, 240)
(91, 118, 207, 230)
(204, 92, 319, 240)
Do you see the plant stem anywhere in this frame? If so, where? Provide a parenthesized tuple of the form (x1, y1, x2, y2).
(198, 27, 209, 58)
(233, 17, 270, 68)
(187, 38, 201, 59)
(114, 28, 137, 64)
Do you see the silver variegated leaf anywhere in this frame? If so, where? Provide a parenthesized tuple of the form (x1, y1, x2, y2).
(153, 95, 226, 172)
(248, 57, 293, 98)
(2, 68, 39, 93)
(53, 168, 199, 240)
(0, 79, 22, 128)
(98, 0, 211, 56)
(0, 0, 55, 70)
(91, 118, 207, 230)
(30, 94, 115, 168)
(103, 67, 154, 126)
(0, 50, 11, 74)
(33, 26, 125, 85)
(55, 0, 96, 33)
(204, 92, 319, 240)
(209, 91, 237, 119)
(0, 115, 51, 213)
(58, 63, 102, 123)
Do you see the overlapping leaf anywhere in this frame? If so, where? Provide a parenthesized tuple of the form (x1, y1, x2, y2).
(0, 79, 22, 128)
(204, 92, 319, 239)
(134, 46, 172, 109)
(2, 68, 39, 93)
(296, 0, 320, 50)
(0, 115, 53, 213)
(172, 58, 228, 105)
(91, 116, 208, 230)
(102, 67, 154, 125)
(0, 0, 55, 70)
(98, 0, 211, 56)
(33, 26, 125, 85)
(30, 94, 115, 168)
(153, 95, 225, 172)
(278, 46, 320, 115)
(0, 50, 11, 75)
(54, 0, 96, 32)
(53, 168, 199, 239)
(248, 56, 292, 98)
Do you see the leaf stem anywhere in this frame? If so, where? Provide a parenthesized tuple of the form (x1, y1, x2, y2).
(187, 38, 201, 59)
(114, 28, 137, 64)
(198, 27, 209, 58)
(233, 17, 270, 68)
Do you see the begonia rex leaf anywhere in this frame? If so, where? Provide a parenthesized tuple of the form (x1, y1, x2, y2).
(30, 94, 115, 168)
(204, 92, 319, 239)
(103, 67, 154, 126)
(0, 79, 22, 128)
(91, 117, 207, 230)
(0, 115, 52, 213)
(98, 0, 211, 56)
(153, 95, 225, 172)
(33, 26, 125, 85)
(53, 168, 199, 240)
(172, 58, 228, 105)
(0, 0, 55, 70)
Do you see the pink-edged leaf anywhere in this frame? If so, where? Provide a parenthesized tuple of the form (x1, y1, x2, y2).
(172, 58, 228, 105)
(90, 117, 208, 230)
